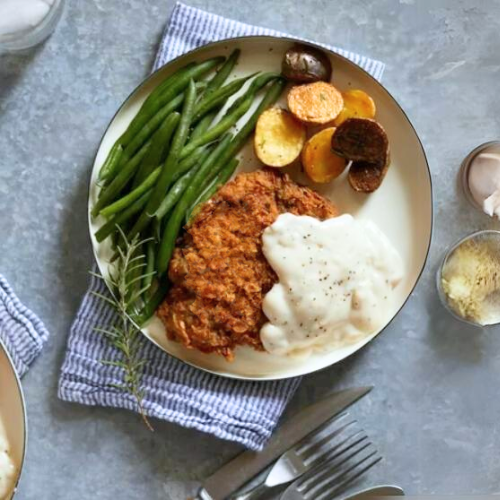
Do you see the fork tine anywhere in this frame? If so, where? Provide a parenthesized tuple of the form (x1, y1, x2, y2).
(299, 420, 357, 460)
(296, 413, 351, 455)
(305, 450, 381, 500)
(306, 431, 369, 469)
(319, 454, 383, 500)
(298, 440, 372, 492)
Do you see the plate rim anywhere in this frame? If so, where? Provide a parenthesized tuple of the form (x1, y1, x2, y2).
(0, 337, 28, 498)
(87, 34, 434, 381)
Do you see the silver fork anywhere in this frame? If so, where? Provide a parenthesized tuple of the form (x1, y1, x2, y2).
(232, 414, 367, 500)
(280, 439, 382, 500)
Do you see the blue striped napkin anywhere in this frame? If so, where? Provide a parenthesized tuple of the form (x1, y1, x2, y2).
(58, 2, 385, 451)
(0, 275, 49, 377)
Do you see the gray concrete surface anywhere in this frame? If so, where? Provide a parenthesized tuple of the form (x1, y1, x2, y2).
(1, 0, 500, 498)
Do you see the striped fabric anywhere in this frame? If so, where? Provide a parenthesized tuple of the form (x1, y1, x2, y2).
(58, 2, 385, 451)
(0, 275, 49, 377)
(155, 3, 385, 79)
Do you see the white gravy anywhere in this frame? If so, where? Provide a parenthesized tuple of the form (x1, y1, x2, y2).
(260, 213, 404, 356)
(0, 418, 16, 499)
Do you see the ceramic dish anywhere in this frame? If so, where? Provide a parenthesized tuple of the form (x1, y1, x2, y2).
(0, 340, 27, 499)
(88, 36, 433, 380)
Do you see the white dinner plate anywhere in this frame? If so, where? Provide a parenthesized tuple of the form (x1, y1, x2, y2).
(0, 340, 27, 499)
(88, 36, 432, 380)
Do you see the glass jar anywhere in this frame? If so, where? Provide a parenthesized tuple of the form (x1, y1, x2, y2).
(0, 0, 64, 52)
(460, 140, 500, 213)
(437, 230, 500, 327)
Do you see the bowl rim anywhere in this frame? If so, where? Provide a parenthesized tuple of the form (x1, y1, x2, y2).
(0, 0, 64, 50)
(0, 337, 28, 498)
(87, 34, 434, 381)
(436, 229, 500, 328)
(459, 140, 500, 214)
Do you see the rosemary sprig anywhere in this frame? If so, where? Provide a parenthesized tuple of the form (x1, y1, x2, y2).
(91, 228, 155, 431)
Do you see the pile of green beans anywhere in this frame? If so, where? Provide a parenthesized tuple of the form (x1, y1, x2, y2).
(92, 50, 285, 323)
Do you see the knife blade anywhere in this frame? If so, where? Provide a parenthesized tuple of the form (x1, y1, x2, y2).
(197, 386, 372, 500)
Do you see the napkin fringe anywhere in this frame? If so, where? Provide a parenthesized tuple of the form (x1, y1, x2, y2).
(0, 275, 49, 376)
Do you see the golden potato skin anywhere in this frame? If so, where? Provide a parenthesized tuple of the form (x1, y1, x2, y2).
(287, 82, 344, 124)
(334, 89, 376, 126)
(302, 127, 347, 183)
(254, 108, 306, 167)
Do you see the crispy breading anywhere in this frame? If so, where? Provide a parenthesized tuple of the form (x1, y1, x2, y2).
(157, 168, 338, 360)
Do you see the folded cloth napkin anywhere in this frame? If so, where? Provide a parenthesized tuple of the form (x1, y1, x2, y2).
(58, 2, 385, 451)
(0, 275, 49, 377)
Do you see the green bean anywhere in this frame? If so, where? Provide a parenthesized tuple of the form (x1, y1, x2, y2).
(143, 236, 156, 293)
(217, 77, 287, 167)
(218, 157, 239, 183)
(172, 146, 209, 183)
(110, 225, 120, 249)
(224, 72, 281, 115)
(130, 79, 198, 237)
(152, 216, 162, 242)
(203, 49, 240, 97)
(179, 79, 286, 226)
(186, 158, 239, 224)
(179, 90, 255, 160)
(156, 133, 233, 275)
(189, 112, 216, 142)
(98, 142, 123, 183)
(97, 64, 193, 182)
(98, 60, 221, 186)
(100, 166, 161, 218)
(95, 191, 150, 243)
(132, 279, 170, 326)
(106, 84, 207, 186)
(92, 139, 152, 216)
(154, 147, 212, 219)
(120, 57, 224, 148)
(120, 94, 184, 165)
(192, 74, 256, 123)
(132, 111, 180, 188)
(148, 62, 195, 103)
(121, 148, 209, 223)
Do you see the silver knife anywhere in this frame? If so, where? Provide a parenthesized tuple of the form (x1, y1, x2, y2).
(197, 386, 373, 500)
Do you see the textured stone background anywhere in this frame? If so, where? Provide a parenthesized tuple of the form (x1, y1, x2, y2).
(1, 0, 500, 498)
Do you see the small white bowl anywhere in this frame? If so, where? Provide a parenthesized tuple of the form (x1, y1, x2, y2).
(0, 341, 27, 499)
(459, 140, 500, 214)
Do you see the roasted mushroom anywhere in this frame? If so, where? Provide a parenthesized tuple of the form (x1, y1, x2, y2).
(348, 160, 390, 193)
(282, 44, 332, 83)
(331, 118, 389, 166)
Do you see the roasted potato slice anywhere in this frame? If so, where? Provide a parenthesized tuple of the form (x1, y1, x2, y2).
(254, 108, 306, 167)
(331, 117, 389, 166)
(287, 82, 344, 125)
(348, 160, 390, 193)
(282, 44, 332, 83)
(334, 89, 376, 126)
(302, 127, 347, 183)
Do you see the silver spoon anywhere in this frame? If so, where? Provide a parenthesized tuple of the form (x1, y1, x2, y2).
(342, 485, 405, 499)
